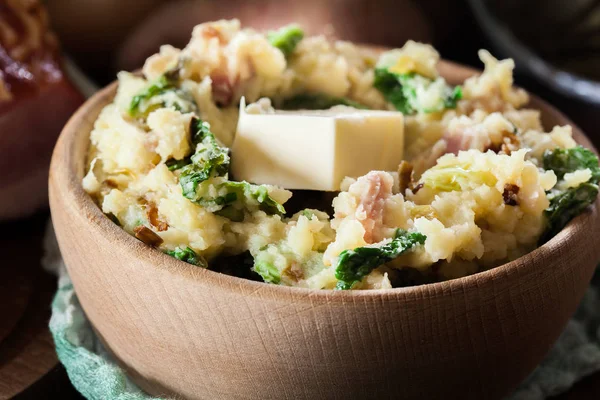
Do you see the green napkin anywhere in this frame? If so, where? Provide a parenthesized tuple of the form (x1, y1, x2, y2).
(44, 224, 162, 400)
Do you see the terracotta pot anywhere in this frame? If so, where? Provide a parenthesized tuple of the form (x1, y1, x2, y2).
(49, 54, 600, 400)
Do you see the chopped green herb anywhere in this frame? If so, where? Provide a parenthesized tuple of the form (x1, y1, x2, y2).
(334, 229, 426, 290)
(267, 24, 304, 57)
(281, 93, 369, 110)
(166, 246, 208, 268)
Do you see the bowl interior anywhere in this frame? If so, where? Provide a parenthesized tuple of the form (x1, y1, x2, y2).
(52, 55, 600, 300)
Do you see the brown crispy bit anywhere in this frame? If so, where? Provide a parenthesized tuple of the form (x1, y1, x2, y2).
(285, 262, 305, 281)
(500, 131, 520, 155)
(104, 178, 118, 188)
(397, 160, 414, 194)
(146, 202, 168, 232)
(485, 142, 502, 154)
(486, 130, 520, 155)
(133, 225, 164, 247)
(502, 183, 520, 206)
(411, 182, 424, 194)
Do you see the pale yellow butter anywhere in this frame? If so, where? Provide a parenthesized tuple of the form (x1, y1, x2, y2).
(231, 100, 404, 191)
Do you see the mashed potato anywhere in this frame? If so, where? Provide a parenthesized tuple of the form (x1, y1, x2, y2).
(84, 20, 599, 290)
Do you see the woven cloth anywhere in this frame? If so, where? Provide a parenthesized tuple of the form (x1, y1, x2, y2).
(43, 223, 600, 400)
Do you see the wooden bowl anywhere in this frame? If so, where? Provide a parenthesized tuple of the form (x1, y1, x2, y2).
(49, 58, 600, 400)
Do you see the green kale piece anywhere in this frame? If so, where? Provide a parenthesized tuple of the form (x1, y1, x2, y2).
(165, 157, 191, 171)
(128, 65, 196, 118)
(373, 68, 411, 114)
(540, 146, 600, 243)
(281, 93, 369, 110)
(373, 69, 462, 114)
(253, 258, 281, 284)
(174, 118, 286, 219)
(166, 246, 208, 268)
(250, 240, 330, 286)
(129, 74, 176, 117)
(215, 205, 245, 222)
(334, 229, 426, 290)
(267, 24, 304, 57)
(179, 117, 230, 200)
(241, 183, 286, 215)
(543, 146, 600, 183)
(444, 86, 463, 109)
(189, 116, 216, 146)
(181, 178, 285, 218)
(542, 183, 598, 242)
(213, 181, 286, 216)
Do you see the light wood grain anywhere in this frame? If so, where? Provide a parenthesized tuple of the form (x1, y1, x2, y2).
(49, 57, 600, 400)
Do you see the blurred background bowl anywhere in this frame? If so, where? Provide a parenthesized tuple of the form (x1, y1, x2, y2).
(469, 0, 600, 105)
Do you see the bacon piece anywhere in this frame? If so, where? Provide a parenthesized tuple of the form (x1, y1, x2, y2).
(442, 126, 482, 155)
(351, 171, 394, 244)
(210, 73, 234, 107)
(445, 124, 520, 156)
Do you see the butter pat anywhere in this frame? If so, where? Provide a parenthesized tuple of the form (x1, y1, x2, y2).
(231, 99, 404, 191)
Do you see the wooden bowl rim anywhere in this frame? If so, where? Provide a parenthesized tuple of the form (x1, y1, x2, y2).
(51, 56, 600, 301)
